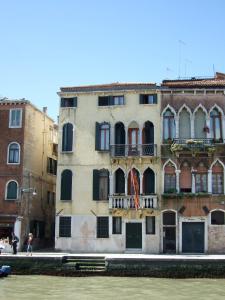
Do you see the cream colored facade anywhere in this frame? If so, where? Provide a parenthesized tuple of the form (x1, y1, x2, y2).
(56, 84, 162, 253)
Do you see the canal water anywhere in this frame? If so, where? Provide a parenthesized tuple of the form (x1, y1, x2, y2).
(1, 276, 225, 300)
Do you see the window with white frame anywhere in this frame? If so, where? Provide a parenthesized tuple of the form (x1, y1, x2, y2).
(95, 122, 110, 151)
(9, 109, 22, 128)
(212, 162, 224, 194)
(6, 181, 18, 200)
(8, 143, 20, 164)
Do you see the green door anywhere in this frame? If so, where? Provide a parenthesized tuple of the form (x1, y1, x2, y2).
(126, 223, 142, 249)
(182, 222, 204, 253)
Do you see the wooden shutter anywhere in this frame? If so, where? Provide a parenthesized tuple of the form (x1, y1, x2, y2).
(95, 122, 100, 150)
(93, 169, 100, 200)
(73, 97, 77, 107)
(153, 94, 157, 104)
(60, 170, 72, 200)
(139, 94, 144, 104)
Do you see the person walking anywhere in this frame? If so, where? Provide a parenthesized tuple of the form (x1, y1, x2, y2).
(11, 233, 19, 255)
(26, 233, 33, 256)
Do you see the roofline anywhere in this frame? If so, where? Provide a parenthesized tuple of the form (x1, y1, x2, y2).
(0, 99, 56, 123)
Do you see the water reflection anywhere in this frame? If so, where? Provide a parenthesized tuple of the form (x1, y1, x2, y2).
(1, 276, 225, 300)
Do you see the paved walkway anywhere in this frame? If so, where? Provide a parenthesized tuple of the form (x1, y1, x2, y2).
(2, 252, 225, 260)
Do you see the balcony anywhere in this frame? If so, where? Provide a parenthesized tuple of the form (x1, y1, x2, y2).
(110, 144, 157, 157)
(170, 138, 215, 155)
(109, 195, 158, 210)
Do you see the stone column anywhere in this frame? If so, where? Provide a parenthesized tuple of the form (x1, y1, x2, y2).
(192, 172, 196, 193)
(190, 116, 194, 138)
(175, 170, 180, 193)
(110, 124, 114, 146)
(175, 116, 179, 138)
(109, 174, 114, 195)
(207, 169, 212, 194)
(206, 117, 211, 139)
(125, 173, 128, 195)
(140, 174, 143, 194)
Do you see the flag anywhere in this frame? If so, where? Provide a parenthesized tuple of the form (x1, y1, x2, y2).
(131, 168, 140, 210)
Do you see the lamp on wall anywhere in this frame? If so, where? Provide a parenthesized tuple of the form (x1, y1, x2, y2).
(178, 206, 186, 214)
(202, 206, 209, 215)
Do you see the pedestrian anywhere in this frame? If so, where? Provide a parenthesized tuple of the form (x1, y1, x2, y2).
(26, 233, 33, 256)
(11, 233, 19, 255)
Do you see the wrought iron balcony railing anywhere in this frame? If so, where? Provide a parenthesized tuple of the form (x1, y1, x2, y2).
(110, 144, 157, 157)
(109, 195, 158, 210)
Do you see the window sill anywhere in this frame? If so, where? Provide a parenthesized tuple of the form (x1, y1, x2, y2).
(61, 151, 73, 154)
(7, 162, 20, 165)
(5, 198, 17, 201)
(97, 150, 109, 153)
(98, 104, 125, 108)
(9, 126, 22, 129)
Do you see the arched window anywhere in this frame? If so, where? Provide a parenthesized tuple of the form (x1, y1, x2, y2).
(194, 108, 207, 139)
(60, 169, 72, 200)
(142, 121, 154, 155)
(164, 163, 176, 193)
(143, 168, 155, 194)
(212, 162, 224, 194)
(196, 162, 207, 193)
(211, 210, 225, 225)
(8, 142, 20, 164)
(115, 168, 125, 194)
(163, 109, 175, 140)
(179, 108, 191, 139)
(210, 108, 222, 140)
(6, 181, 18, 200)
(62, 123, 73, 152)
(180, 162, 192, 193)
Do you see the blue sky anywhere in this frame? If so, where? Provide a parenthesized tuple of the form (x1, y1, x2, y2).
(0, 0, 225, 120)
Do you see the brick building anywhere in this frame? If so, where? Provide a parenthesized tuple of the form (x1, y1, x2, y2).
(0, 99, 57, 249)
(161, 72, 225, 253)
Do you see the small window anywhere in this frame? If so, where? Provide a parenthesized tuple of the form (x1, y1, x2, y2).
(47, 157, 57, 175)
(8, 143, 20, 164)
(211, 210, 225, 225)
(9, 109, 22, 128)
(140, 94, 157, 104)
(6, 181, 18, 200)
(98, 96, 124, 106)
(61, 97, 77, 108)
(112, 217, 122, 234)
(59, 216, 71, 237)
(97, 217, 109, 238)
(146, 216, 155, 234)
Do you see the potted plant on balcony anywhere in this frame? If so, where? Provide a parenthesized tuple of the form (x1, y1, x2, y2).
(170, 143, 183, 152)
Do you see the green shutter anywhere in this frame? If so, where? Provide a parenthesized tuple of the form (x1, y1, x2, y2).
(73, 97, 77, 107)
(93, 169, 100, 200)
(139, 94, 144, 104)
(153, 94, 157, 104)
(95, 122, 100, 150)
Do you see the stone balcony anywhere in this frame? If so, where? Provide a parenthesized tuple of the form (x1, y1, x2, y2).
(109, 195, 158, 210)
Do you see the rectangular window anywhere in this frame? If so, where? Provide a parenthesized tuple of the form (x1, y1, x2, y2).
(146, 216, 155, 234)
(98, 96, 124, 106)
(164, 174, 176, 193)
(140, 94, 157, 104)
(112, 217, 122, 234)
(47, 157, 57, 175)
(212, 174, 223, 194)
(59, 216, 71, 237)
(61, 97, 77, 108)
(196, 174, 207, 193)
(97, 217, 109, 238)
(100, 124, 110, 150)
(9, 109, 22, 128)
